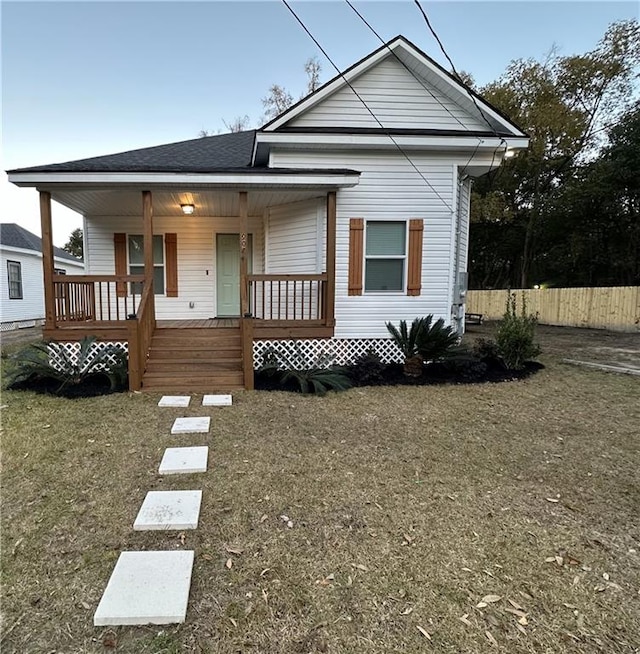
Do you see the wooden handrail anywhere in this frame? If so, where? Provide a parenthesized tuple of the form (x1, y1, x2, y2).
(127, 280, 155, 390)
(52, 274, 145, 283)
(248, 273, 328, 282)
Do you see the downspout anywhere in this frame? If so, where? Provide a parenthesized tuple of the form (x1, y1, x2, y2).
(451, 171, 465, 337)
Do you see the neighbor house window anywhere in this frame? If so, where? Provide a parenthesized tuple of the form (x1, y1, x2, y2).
(364, 221, 406, 292)
(7, 261, 23, 299)
(128, 235, 164, 295)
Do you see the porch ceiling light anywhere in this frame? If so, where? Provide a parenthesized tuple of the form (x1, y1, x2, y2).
(181, 203, 195, 215)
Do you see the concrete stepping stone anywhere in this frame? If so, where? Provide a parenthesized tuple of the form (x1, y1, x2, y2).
(171, 416, 210, 434)
(94, 550, 194, 626)
(134, 490, 202, 530)
(158, 395, 191, 408)
(202, 394, 232, 407)
(159, 446, 208, 475)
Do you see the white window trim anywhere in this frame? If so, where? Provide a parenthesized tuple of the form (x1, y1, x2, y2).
(363, 220, 408, 294)
(7, 260, 23, 300)
(127, 234, 166, 296)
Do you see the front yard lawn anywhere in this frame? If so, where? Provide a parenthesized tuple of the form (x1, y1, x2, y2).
(1, 352, 639, 652)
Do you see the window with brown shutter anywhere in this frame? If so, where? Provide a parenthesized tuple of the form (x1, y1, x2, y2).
(407, 219, 424, 296)
(348, 218, 364, 296)
(113, 233, 127, 297)
(165, 233, 178, 297)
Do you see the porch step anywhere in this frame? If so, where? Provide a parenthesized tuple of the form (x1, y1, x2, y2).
(142, 371, 244, 392)
(141, 326, 245, 392)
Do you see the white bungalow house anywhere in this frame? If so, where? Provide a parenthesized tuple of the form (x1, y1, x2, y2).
(7, 36, 528, 391)
(0, 223, 84, 331)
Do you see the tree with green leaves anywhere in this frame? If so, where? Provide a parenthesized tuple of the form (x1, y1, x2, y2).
(469, 19, 640, 288)
(63, 227, 83, 259)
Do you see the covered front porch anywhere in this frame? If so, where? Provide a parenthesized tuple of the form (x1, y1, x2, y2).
(37, 183, 345, 391)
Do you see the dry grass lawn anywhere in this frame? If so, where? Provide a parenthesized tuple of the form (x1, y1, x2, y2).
(1, 336, 639, 653)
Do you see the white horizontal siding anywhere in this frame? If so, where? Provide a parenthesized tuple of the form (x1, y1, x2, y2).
(0, 248, 83, 324)
(290, 57, 487, 132)
(271, 150, 458, 338)
(266, 199, 322, 274)
(85, 216, 264, 320)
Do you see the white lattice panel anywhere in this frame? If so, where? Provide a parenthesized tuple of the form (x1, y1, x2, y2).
(1, 319, 44, 332)
(47, 341, 128, 371)
(253, 338, 403, 369)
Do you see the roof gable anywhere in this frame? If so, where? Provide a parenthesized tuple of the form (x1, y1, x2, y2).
(262, 36, 525, 138)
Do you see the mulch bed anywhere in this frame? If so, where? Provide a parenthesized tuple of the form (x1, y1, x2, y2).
(7, 374, 126, 399)
(255, 358, 544, 392)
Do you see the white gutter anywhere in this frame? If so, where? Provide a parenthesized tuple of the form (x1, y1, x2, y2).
(8, 171, 362, 188)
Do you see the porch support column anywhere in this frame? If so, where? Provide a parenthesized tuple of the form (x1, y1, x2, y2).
(40, 191, 56, 330)
(239, 191, 249, 317)
(142, 190, 154, 286)
(325, 191, 337, 327)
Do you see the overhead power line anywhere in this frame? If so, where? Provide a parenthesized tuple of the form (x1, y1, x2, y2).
(280, 0, 455, 214)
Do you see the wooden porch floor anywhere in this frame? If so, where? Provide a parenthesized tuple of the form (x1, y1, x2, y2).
(156, 319, 240, 328)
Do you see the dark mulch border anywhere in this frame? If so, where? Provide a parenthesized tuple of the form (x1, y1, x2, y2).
(7, 374, 127, 399)
(254, 358, 544, 393)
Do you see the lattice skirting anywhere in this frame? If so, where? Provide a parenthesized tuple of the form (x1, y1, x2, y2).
(47, 341, 128, 371)
(1, 319, 44, 332)
(253, 338, 403, 369)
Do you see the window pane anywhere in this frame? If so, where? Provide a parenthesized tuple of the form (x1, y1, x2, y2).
(366, 222, 405, 256)
(130, 265, 143, 295)
(153, 266, 165, 295)
(365, 259, 404, 291)
(129, 235, 144, 264)
(129, 235, 163, 264)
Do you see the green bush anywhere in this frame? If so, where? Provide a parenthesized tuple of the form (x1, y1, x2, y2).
(496, 293, 541, 370)
(348, 349, 386, 386)
(386, 315, 459, 376)
(6, 336, 128, 393)
(256, 341, 351, 395)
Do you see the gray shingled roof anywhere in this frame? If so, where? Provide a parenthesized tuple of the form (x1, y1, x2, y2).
(0, 223, 83, 263)
(8, 130, 257, 174)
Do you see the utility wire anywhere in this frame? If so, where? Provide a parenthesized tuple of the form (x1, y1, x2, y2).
(345, 0, 470, 133)
(280, 0, 455, 214)
(344, 0, 502, 179)
(413, 0, 500, 138)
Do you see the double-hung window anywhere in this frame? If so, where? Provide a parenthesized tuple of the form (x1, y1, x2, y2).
(364, 221, 406, 292)
(7, 261, 23, 299)
(128, 235, 165, 295)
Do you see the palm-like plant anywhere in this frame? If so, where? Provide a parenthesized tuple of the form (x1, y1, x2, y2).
(280, 367, 352, 395)
(386, 317, 427, 377)
(7, 336, 128, 393)
(417, 316, 459, 361)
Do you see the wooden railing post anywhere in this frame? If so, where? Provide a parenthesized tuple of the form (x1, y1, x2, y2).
(325, 191, 336, 327)
(127, 318, 142, 391)
(239, 191, 249, 317)
(40, 191, 56, 330)
(241, 317, 254, 390)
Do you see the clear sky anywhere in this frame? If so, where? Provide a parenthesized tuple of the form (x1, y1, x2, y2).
(2, 0, 638, 246)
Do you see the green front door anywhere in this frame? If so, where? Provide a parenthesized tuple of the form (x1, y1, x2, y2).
(216, 233, 252, 317)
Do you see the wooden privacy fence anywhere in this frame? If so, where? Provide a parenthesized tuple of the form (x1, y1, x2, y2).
(466, 287, 640, 332)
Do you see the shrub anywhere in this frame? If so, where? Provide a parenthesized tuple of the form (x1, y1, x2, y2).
(6, 336, 128, 393)
(417, 316, 459, 362)
(256, 341, 351, 395)
(434, 353, 488, 383)
(348, 349, 386, 386)
(280, 367, 352, 395)
(496, 293, 541, 370)
(473, 338, 502, 362)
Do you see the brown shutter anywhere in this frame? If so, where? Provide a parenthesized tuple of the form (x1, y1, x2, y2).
(114, 233, 127, 297)
(348, 218, 364, 296)
(407, 219, 424, 296)
(165, 233, 178, 297)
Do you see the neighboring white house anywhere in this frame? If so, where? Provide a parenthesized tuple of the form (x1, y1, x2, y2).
(0, 223, 84, 330)
(7, 35, 528, 389)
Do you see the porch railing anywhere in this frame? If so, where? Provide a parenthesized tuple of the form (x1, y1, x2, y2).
(247, 274, 327, 322)
(52, 274, 145, 325)
(127, 281, 156, 390)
